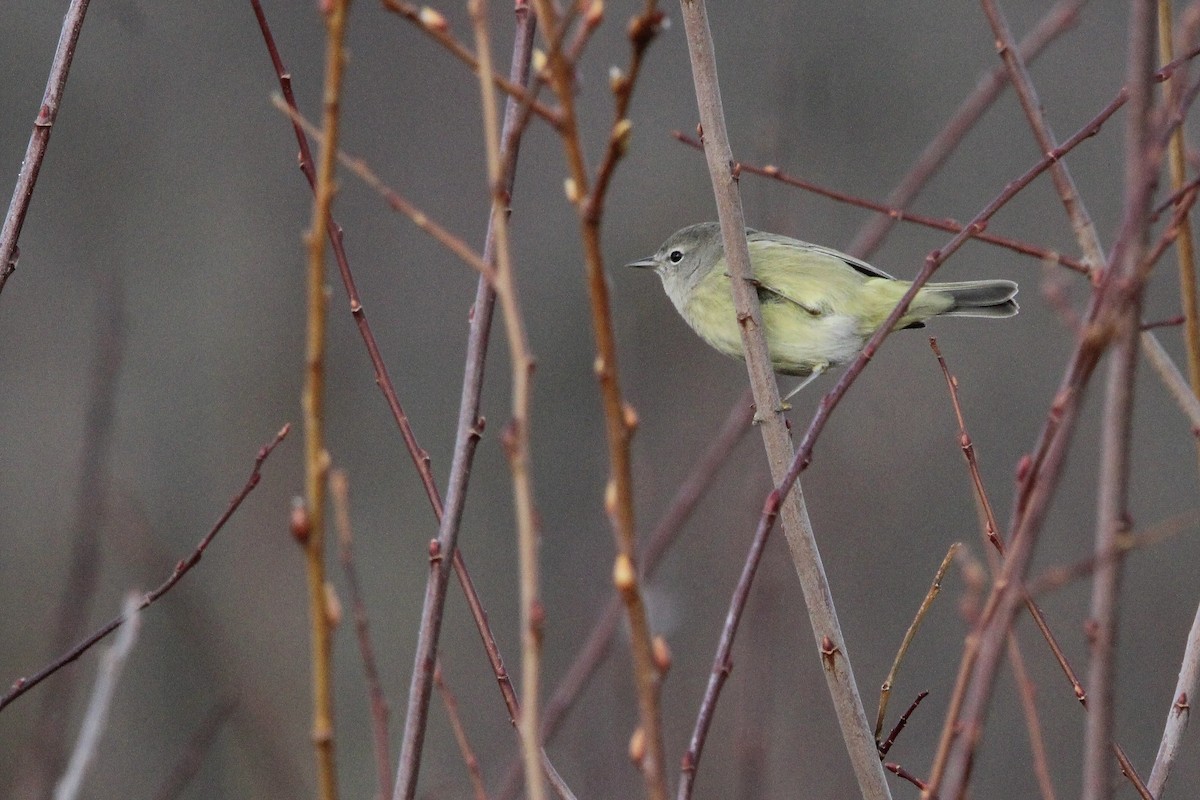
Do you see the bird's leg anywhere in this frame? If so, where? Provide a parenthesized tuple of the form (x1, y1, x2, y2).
(780, 363, 827, 407)
(751, 365, 827, 424)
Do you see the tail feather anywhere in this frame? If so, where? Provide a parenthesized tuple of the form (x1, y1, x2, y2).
(929, 279, 1019, 319)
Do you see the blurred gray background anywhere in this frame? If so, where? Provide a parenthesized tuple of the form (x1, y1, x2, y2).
(3, 1, 1198, 798)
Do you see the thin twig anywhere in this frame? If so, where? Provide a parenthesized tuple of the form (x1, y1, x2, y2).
(980, 0, 1106, 267)
(1006, 635, 1060, 800)
(875, 546, 958, 743)
(272, 99, 493, 281)
(380, 0, 560, 128)
(885, 762, 928, 792)
(301, 2, 353, 797)
(676, 481, 782, 798)
(1028, 507, 1200, 596)
(673, 132, 1091, 276)
(255, 3, 560, 795)
(878, 691, 929, 758)
(676, 2, 890, 798)
(0, 0, 93, 295)
(386, 4, 565, 798)
(932, 337, 1088, 708)
(1052, 1, 1153, 795)
(53, 594, 141, 800)
(250, 0, 443, 513)
(930, 336, 1063, 800)
(331, 470, 392, 800)
(0, 424, 290, 712)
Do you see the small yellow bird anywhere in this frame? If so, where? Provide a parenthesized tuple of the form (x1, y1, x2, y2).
(628, 223, 1018, 399)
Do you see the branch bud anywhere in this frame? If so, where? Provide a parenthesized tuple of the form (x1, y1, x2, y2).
(418, 6, 449, 33)
(628, 725, 647, 765)
(612, 118, 633, 157)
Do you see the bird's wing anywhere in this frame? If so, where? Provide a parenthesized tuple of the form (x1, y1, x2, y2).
(749, 230, 897, 279)
(736, 234, 878, 316)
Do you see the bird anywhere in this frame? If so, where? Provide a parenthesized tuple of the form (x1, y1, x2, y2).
(627, 222, 1018, 401)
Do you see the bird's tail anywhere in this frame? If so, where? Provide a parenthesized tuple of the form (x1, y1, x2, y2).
(927, 280, 1019, 319)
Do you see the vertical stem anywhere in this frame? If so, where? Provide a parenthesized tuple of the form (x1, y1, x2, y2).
(527, 3, 669, 798)
(1082, 3, 1157, 796)
(390, 5, 539, 797)
(469, 3, 543, 799)
(1158, 0, 1200, 467)
(303, 2, 352, 798)
(676, 2, 891, 799)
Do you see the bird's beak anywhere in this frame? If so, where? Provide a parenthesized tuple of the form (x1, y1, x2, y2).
(626, 256, 657, 270)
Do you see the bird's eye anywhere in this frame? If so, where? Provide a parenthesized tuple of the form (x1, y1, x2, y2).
(668, 249, 684, 263)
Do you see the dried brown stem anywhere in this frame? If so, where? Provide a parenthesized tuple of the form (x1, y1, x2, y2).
(254, 4, 562, 795)
(1005, 635, 1060, 800)
(676, 2, 890, 799)
(673, 132, 1091, 276)
(981, 0, 1106, 267)
(331, 470, 392, 800)
(1160, 0, 1200, 450)
(301, 3, 352, 796)
(923, 340, 1062, 800)
(0, 424, 290, 713)
(0, 0, 92, 295)
(932, 337, 1087, 711)
(875, 546, 959, 743)
(391, 4, 556, 799)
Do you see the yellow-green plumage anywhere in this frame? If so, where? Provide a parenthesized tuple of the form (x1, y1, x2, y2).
(628, 223, 1018, 382)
